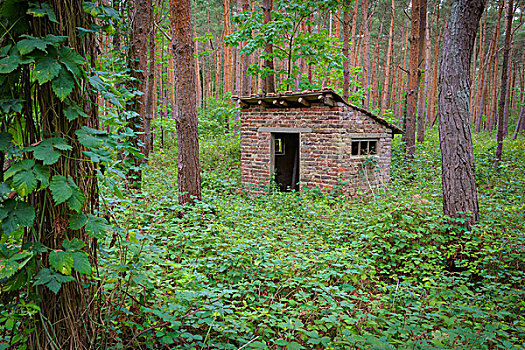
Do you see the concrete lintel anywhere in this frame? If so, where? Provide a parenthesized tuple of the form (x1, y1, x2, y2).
(258, 127, 312, 133)
(347, 133, 388, 139)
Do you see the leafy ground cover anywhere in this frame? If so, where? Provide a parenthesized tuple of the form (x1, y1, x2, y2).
(98, 132, 524, 349)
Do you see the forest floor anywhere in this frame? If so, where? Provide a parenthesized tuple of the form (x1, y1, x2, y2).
(100, 131, 525, 349)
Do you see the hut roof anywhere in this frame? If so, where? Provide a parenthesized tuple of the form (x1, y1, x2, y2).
(235, 88, 403, 134)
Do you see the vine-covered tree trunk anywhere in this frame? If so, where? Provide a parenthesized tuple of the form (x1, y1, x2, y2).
(128, 0, 153, 186)
(495, 0, 514, 162)
(438, 0, 485, 226)
(169, 0, 202, 205)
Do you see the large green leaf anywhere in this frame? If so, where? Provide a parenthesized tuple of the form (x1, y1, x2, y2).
(51, 68, 75, 101)
(71, 251, 91, 274)
(0, 132, 12, 151)
(17, 37, 47, 55)
(58, 47, 84, 78)
(33, 164, 50, 189)
(67, 188, 86, 213)
(85, 215, 110, 239)
(75, 126, 106, 148)
(49, 250, 74, 275)
(0, 55, 19, 74)
(3, 159, 34, 180)
(33, 268, 75, 294)
(69, 212, 88, 230)
(0, 200, 35, 234)
(27, 3, 58, 23)
(62, 238, 86, 251)
(29, 138, 71, 165)
(49, 175, 73, 204)
(12, 168, 37, 196)
(34, 56, 61, 84)
(0, 258, 19, 279)
(63, 103, 89, 122)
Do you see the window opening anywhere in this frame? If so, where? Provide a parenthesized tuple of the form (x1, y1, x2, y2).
(351, 139, 378, 156)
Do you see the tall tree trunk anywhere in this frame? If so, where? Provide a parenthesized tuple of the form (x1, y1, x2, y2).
(195, 0, 202, 107)
(381, 0, 395, 114)
(223, 0, 233, 94)
(262, 0, 275, 93)
(170, 0, 202, 204)
(438, 0, 485, 226)
(362, 0, 371, 107)
(372, 17, 383, 108)
(144, 4, 156, 157)
(513, 50, 525, 139)
(495, 0, 514, 162)
(128, 0, 153, 187)
(241, 0, 253, 95)
(23, 1, 100, 348)
(342, 0, 351, 101)
(405, 0, 422, 158)
(416, 7, 429, 142)
(350, 0, 360, 67)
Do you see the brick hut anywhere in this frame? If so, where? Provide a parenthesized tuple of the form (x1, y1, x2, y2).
(237, 89, 403, 195)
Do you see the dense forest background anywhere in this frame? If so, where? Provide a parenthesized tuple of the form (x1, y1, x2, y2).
(0, 0, 524, 349)
(110, 0, 525, 143)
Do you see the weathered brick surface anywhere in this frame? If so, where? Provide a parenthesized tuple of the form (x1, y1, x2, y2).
(241, 103, 395, 195)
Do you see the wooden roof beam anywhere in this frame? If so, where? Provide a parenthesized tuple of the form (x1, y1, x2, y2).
(297, 97, 311, 107)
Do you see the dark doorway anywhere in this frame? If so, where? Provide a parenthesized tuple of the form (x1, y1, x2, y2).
(272, 133, 300, 191)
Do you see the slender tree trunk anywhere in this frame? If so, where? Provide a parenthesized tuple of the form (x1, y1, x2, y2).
(513, 50, 525, 139)
(381, 0, 395, 114)
(372, 17, 383, 108)
(241, 0, 252, 95)
(144, 4, 156, 157)
(169, 0, 202, 204)
(127, 0, 153, 187)
(495, 0, 514, 162)
(262, 0, 275, 93)
(350, 0, 359, 67)
(405, 0, 422, 158)
(416, 7, 429, 142)
(195, 0, 202, 107)
(438, 0, 485, 226)
(342, 0, 351, 101)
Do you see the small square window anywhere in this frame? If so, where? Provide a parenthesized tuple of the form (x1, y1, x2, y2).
(351, 139, 377, 156)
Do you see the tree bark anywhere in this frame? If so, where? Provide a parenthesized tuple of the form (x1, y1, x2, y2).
(405, 0, 421, 158)
(241, 0, 252, 95)
(438, 0, 485, 226)
(24, 1, 99, 348)
(416, 6, 429, 143)
(381, 0, 395, 114)
(262, 0, 275, 93)
(144, 3, 156, 157)
(342, 0, 351, 101)
(170, 0, 202, 204)
(495, 0, 514, 162)
(195, 0, 202, 107)
(127, 0, 153, 187)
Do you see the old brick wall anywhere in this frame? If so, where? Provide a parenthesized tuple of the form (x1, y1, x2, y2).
(240, 103, 394, 194)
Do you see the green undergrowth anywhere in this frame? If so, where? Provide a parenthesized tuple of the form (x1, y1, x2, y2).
(99, 131, 525, 349)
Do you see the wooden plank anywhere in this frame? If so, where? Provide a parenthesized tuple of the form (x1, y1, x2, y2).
(297, 97, 311, 107)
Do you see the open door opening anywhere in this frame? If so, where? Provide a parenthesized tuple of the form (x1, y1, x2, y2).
(272, 133, 300, 191)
